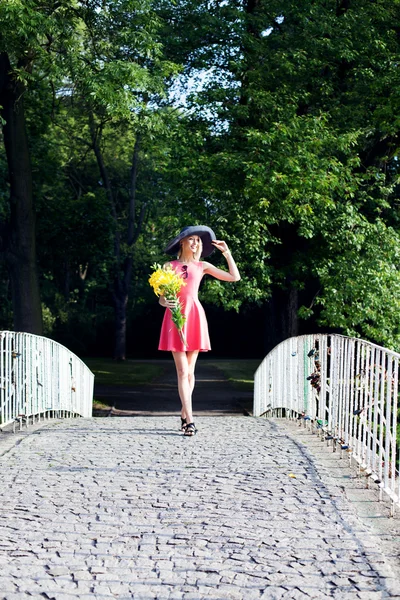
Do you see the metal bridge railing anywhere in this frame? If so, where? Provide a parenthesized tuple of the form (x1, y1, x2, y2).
(254, 334, 400, 512)
(0, 331, 94, 430)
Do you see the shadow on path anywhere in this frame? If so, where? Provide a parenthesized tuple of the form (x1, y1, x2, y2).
(94, 359, 253, 417)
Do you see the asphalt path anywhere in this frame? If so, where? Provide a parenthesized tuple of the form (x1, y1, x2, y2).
(93, 360, 254, 417)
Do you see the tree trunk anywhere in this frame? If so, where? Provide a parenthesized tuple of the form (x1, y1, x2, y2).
(0, 53, 43, 335)
(264, 286, 299, 354)
(111, 135, 142, 360)
(89, 115, 143, 360)
(285, 286, 299, 338)
(113, 281, 128, 361)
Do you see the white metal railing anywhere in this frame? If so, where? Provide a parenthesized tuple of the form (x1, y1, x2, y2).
(0, 331, 94, 430)
(254, 334, 400, 512)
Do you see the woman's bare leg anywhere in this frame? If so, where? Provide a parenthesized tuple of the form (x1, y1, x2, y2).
(187, 350, 199, 403)
(172, 351, 199, 424)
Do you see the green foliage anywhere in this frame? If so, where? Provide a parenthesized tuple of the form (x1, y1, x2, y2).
(158, 0, 400, 351)
(0, 0, 182, 355)
(0, 0, 176, 112)
(315, 217, 400, 348)
(2, 0, 400, 356)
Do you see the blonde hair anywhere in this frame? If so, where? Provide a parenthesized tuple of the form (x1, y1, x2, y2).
(178, 236, 203, 261)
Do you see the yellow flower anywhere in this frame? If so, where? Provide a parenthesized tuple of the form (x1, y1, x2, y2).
(149, 263, 187, 346)
(148, 263, 186, 297)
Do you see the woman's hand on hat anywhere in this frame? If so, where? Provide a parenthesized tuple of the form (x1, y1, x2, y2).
(212, 240, 229, 254)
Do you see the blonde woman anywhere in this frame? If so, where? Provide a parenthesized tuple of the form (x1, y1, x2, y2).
(158, 226, 240, 436)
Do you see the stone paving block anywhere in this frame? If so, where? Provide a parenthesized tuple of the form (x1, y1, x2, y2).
(158, 573, 183, 585)
(3, 596, 46, 600)
(357, 594, 386, 600)
(195, 573, 222, 586)
(0, 581, 16, 594)
(71, 569, 93, 581)
(259, 586, 287, 599)
(73, 580, 93, 594)
(0, 416, 399, 599)
(46, 566, 70, 577)
(107, 582, 132, 595)
(207, 587, 244, 600)
(44, 595, 78, 600)
(168, 592, 184, 599)
(331, 592, 363, 599)
(280, 589, 311, 599)
(194, 590, 226, 600)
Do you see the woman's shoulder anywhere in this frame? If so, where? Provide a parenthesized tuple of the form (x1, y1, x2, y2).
(191, 260, 207, 271)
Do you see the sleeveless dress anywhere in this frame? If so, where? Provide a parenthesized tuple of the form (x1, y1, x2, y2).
(158, 260, 211, 352)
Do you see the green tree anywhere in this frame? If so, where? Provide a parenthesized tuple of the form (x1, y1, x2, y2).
(49, 106, 180, 358)
(158, 0, 400, 351)
(0, 0, 178, 356)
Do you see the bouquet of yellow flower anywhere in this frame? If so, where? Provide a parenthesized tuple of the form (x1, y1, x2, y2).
(149, 263, 187, 346)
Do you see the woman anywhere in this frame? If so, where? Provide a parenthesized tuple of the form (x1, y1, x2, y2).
(158, 225, 240, 436)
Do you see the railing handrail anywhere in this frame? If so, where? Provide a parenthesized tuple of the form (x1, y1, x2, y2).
(0, 330, 94, 429)
(254, 333, 400, 512)
(256, 332, 400, 363)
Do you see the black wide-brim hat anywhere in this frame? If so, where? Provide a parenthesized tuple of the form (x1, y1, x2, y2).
(164, 225, 216, 258)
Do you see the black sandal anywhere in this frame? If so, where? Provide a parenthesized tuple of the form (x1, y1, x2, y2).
(180, 417, 187, 431)
(183, 423, 197, 437)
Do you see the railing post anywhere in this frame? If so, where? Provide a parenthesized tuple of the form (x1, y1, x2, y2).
(0, 331, 94, 430)
(253, 333, 400, 511)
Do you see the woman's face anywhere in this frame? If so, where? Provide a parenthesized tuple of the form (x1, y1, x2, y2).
(182, 235, 200, 255)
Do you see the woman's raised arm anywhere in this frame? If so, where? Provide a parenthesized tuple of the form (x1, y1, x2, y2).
(203, 240, 240, 282)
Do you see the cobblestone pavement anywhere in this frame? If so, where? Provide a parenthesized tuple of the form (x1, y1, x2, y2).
(0, 416, 399, 600)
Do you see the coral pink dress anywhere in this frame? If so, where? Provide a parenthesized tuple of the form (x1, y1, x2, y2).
(158, 260, 211, 352)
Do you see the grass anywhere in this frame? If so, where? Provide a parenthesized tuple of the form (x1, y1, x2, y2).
(84, 357, 260, 390)
(83, 358, 166, 387)
(201, 359, 260, 392)
(92, 399, 113, 413)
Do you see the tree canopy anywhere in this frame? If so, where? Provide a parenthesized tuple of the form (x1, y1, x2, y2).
(1, 0, 400, 356)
